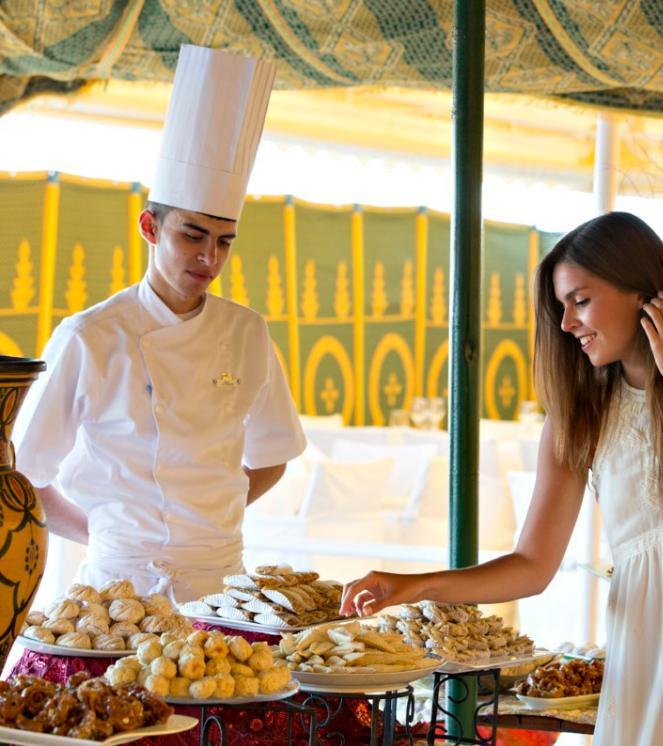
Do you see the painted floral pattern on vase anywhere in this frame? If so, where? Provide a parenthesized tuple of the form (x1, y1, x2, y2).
(0, 355, 47, 671)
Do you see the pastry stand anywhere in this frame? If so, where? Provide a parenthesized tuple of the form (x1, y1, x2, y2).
(299, 685, 417, 746)
(427, 668, 501, 745)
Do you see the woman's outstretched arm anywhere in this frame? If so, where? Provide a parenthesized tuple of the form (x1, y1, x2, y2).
(341, 418, 586, 616)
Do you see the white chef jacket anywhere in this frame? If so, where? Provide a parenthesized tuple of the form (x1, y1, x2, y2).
(14, 278, 306, 600)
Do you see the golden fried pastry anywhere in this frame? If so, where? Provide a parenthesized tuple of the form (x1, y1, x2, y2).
(248, 645, 274, 673)
(77, 615, 110, 636)
(159, 632, 180, 646)
(186, 630, 209, 647)
(230, 662, 254, 677)
(144, 674, 169, 697)
(150, 656, 177, 679)
(163, 640, 186, 660)
(203, 634, 229, 659)
(108, 598, 145, 624)
(233, 676, 260, 697)
(23, 625, 55, 644)
(189, 677, 216, 699)
(100, 579, 136, 600)
(56, 631, 91, 649)
(127, 632, 159, 650)
(140, 594, 174, 617)
(93, 634, 126, 651)
(179, 644, 205, 659)
(258, 666, 290, 694)
(45, 599, 80, 619)
(115, 655, 142, 671)
(214, 674, 236, 698)
(110, 621, 141, 638)
(205, 657, 231, 676)
(43, 618, 75, 635)
(168, 677, 191, 697)
(178, 653, 206, 680)
(105, 665, 136, 686)
(228, 635, 252, 662)
(67, 583, 102, 605)
(136, 640, 163, 664)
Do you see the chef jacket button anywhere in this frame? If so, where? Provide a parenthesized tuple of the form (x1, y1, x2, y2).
(155, 404, 164, 415)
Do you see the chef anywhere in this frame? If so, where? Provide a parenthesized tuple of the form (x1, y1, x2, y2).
(14, 45, 306, 601)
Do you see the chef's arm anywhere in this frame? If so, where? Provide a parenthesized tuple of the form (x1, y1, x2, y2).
(35, 485, 89, 544)
(243, 463, 286, 505)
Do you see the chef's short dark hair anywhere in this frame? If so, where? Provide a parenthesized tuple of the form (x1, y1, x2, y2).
(145, 201, 233, 223)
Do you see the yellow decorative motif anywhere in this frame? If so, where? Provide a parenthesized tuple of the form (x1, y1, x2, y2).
(301, 259, 319, 321)
(371, 261, 388, 318)
(108, 245, 126, 296)
(0, 333, 23, 357)
(400, 260, 414, 317)
(11, 239, 35, 310)
(485, 340, 529, 419)
(430, 267, 446, 325)
(487, 272, 502, 326)
(229, 254, 250, 307)
(320, 377, 340, 413)
(383, 372, 403, 407)
(65, 242, 87, 313)
(513, 273, 527, 326)
(368, 333, 415, 426)
(426, 340, 449, 400)
(304, 336, 354, 423)
(333, 260, 351, 320)
(498, 376, 517, 407)
(266, 255, 285, 318)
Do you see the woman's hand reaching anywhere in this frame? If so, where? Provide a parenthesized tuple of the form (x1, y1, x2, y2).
(642, 291, 663, 377)
(340, 571, 423, 617)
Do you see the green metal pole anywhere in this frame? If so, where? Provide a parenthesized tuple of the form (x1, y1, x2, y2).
(447, 0, 485, 739)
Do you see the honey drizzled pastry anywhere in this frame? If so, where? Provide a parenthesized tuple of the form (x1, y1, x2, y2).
(80, 601, 110, 620)
(67, 583, 102, 605)
(100, 579, 136, 600)
(23, 625, 55, 644)
(77, 614, 110, 636)
(45, 599, 80, 619)
(108, 598, 146, 624)
(140, 594, 175, 617)
(42, 618, 75, 635)
(92, 634, 126, 651)
(56, 631, 92, 649)
(110, 621, 141, 638)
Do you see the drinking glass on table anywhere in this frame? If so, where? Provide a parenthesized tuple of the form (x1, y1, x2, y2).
(410, 397, 430, 428)
(388, 408, 410, 427)
(428, 396, 446, 429)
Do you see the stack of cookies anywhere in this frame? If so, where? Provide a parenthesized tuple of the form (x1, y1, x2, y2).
(22, 579, 192, 652)
(179, 565, 343, 629)
(376, 602, 535, 663)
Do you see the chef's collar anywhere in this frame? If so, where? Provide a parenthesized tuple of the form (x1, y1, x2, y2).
(138, 276, 208, 328)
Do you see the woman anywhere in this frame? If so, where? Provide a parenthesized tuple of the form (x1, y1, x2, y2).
(341, 212, 663, 745)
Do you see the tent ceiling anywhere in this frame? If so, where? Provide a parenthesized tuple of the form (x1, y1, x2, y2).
(0, 0, 661, 115)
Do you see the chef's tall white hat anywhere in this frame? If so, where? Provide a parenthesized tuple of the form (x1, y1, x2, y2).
(148, 45, 276, 221)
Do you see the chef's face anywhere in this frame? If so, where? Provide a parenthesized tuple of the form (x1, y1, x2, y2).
(140, 208, 237, 313)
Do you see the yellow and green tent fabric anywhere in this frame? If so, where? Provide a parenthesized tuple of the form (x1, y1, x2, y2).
(0, 0, 661, 115)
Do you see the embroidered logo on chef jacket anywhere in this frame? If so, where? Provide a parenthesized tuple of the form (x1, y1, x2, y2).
(213, 372, 240, 388)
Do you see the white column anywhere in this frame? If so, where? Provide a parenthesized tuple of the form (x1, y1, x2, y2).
(581, 112, 622, 645)
(593, 112, 621, 214)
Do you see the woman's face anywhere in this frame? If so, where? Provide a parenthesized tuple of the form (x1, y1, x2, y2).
(552, 261, 646, 380)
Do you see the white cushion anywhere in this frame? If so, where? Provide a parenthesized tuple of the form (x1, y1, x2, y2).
(330, 439, 436, 507)
(297, 457, 394, 519)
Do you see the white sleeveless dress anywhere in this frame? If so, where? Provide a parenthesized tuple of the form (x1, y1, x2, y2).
(591, 380, 663, 745)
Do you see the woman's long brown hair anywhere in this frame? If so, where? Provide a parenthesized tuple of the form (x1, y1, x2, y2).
(534, 212, 663, 480)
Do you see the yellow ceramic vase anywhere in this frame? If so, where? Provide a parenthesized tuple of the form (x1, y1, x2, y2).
(0, 354, 47, 671)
